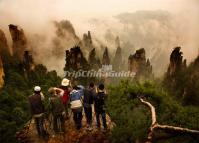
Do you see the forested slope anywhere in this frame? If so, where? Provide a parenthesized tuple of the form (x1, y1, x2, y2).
(107, 80, 199, 143)
(0, 60, 61, 143)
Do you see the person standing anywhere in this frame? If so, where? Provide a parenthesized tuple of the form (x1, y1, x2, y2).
(83, 82, 95, 130)
(94, 83, 107, 130)
(70, 85, 83, 130)
(60, 78, 71, 118)
(48, 87, 65, 133)
(29, 86, 47, 138)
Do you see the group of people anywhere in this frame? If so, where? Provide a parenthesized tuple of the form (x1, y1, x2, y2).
(28, 78, 108, 138)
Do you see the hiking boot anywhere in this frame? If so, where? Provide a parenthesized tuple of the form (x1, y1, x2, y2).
(86, 125, 92, 131)
(60, 131, 65, 134)
(88, 126, 93, 131)
(97, 125, 101, 130)
(102, 128, 107, 133)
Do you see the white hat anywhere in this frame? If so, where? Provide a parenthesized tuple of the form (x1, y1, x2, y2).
(61, 78, 70, 86)
(34, 86, 41, 92)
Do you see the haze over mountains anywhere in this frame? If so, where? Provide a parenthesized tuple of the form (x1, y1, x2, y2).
(0, 0, 198, 76)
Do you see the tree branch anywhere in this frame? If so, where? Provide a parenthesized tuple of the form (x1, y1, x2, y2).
(139, 97, 156, 125)
(156, 124, 199, 134)
(138, 96, 199, 143)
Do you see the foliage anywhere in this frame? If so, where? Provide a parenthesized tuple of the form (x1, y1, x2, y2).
(163, 56, 199, 105)
(107, 80, 199, 143)
(0, 61, 61, 143)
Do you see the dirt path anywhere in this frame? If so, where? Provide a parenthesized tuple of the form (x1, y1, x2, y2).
(25, 107, 114, 143)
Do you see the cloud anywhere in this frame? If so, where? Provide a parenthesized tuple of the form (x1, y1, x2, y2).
(0, 0, 198, 76)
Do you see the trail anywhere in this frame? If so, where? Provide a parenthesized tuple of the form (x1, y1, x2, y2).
(18, 106, 114, 143)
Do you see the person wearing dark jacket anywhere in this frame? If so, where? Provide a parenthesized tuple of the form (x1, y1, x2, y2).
(83, 82, 95, 130)
(94, 84, 107, 130)
(29, 86, 47, 137)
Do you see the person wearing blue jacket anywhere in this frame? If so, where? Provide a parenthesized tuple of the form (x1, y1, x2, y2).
(70, 85, 83, 130)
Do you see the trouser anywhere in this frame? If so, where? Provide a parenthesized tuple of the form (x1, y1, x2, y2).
(96, 111, 107, 129)
(64, 103, 69, 119)
(84, 106, 92, 125)
(72, 108, 83, 129)
(53, 114, 65, 133)
(34, 116, 46, 137)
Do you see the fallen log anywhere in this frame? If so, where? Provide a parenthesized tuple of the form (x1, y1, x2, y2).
(138, 96, 199, 143)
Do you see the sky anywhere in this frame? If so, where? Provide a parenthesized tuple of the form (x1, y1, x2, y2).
(0, 0, 197, 39)
(0, 0, 198, 76)
(0, 0, 195, 18)
(0, 0, 197, 31)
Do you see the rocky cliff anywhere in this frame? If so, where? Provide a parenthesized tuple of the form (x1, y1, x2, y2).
(0, 29, 9, 88)
(0, 57, 4, 88)
(113, 36, 123, 71)
(9, 24, 28, 60)
(64, 46, 89, 72)
(16, 106, 114, 143)
(164, 47, 186, 93)
(82, 31, 93, 50)
(163, 47, 199, 105)
(23, 51, 34, 72)
(128, 48, 152, 80)
(52, 20, 80, 58)
(88, 48, 101, 70)
(167, 47, 186, 77)
(102, 47, 110, 65)
(0, 29, 10, 62)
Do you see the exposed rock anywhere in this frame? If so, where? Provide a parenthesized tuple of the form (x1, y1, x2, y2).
(163, 47, 199, 105)
(0, 29, 10, 62)
(115, 11, 175, 76)
(113, 36, 122, 71)
(182, 55, 199, 105)
(17, 106, 113, 143)
(115, 36, 120, 48)
(23, 51, 34, 72)
(163, 47, 190, 101)
(164, 47, 186, 94)
(0, 57, 4, 88)
(167, 47, 186, 76)
(82, 31, 93, 50)
(102, 47, 110, 65)
(54, 20, 79, 39)
(128, 48, 152, 80)
(64, 46, 89, 72)
(52, 20, 80, 58)
(88, 48, 101, 69)
(9, 24, 28, 60)
(87, 31, 92, 44)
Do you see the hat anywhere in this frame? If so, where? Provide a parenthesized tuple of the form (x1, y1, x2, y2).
(34, 86, 41, 92)
(61, 78, 70, 86)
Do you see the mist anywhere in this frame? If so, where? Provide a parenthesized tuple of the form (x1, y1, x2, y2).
(0, 0, 198, 76)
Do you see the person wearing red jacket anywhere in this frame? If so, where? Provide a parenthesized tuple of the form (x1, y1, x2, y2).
(60, 78, 71, 119)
